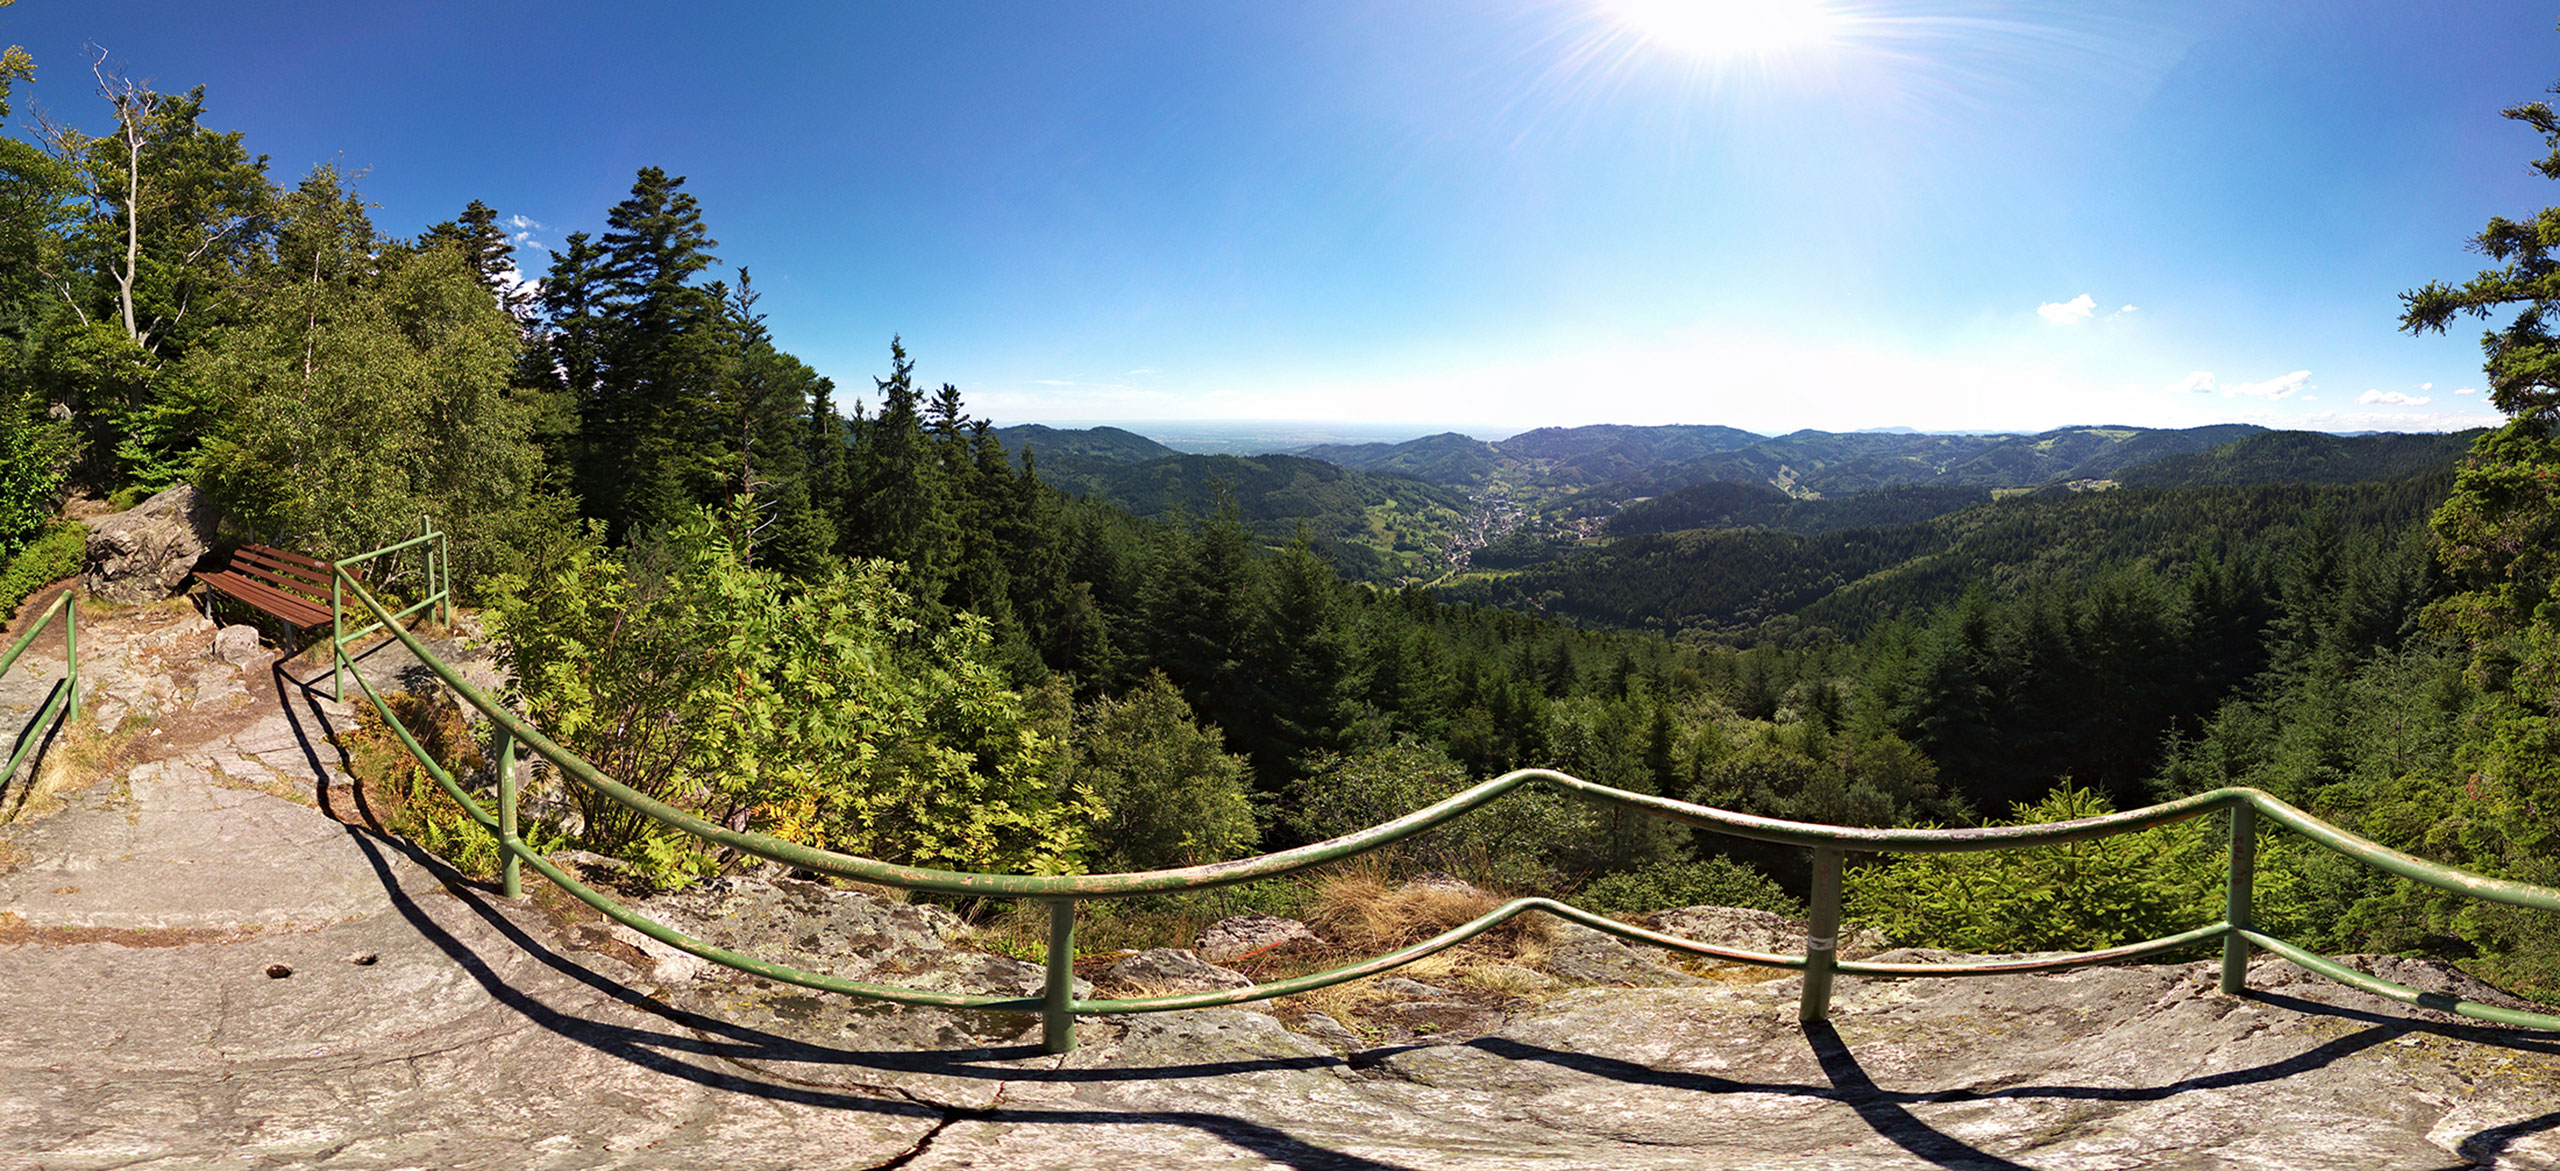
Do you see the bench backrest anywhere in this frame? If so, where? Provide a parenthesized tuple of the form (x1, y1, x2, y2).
(229, 544, 358, 604)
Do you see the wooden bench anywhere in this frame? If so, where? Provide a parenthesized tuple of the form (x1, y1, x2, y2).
(195, 545, 359, 643)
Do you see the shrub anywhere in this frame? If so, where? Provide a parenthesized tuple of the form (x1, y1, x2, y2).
(1841, 784, 2223, 954)
(341, 689, 498, 878)
(0, 522, 85, 621)
(1286, 738, 1599, 892)
(1577, 855, 1803, 917)
(490, 505, 1097, 885)
(1067, 672, 1258, 872)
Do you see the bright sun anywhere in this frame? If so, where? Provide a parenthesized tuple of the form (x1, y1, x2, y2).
(1602, 0, 1845, 61)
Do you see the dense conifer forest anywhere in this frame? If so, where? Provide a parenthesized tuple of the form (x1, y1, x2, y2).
(1, 48, 2554, 1000)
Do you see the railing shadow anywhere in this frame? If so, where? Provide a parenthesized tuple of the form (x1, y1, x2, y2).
(1, 676, 71, 819)
(318, 771, 1417, 1169)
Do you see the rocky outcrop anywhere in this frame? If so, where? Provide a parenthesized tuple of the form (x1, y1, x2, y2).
(1643, 903, 1893, 960)
(1195, 912, 1323, 961)
(1101, 947, 1254, 993)
(81, 484, 219, 604)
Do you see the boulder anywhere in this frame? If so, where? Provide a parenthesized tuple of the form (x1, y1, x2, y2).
(1541, 920, 1712, 987)
(210, 624, 263, 667)
(1100, 947, 1254, 993)
(82, 485, 219, 604)
(1641, 904, 1892, 961)
(1195, 912, 1324, 961)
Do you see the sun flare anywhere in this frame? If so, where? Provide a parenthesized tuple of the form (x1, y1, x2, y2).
(1601, 0, 1845, 61)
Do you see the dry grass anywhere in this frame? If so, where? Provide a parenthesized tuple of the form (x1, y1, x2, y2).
(1299, 860, 1547, 955)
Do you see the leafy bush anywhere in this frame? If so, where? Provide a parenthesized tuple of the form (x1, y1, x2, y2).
(341, 689, 498, 878)
(0, 522, 85, 621)
(490, 505, 1097, 885)
(1066, 671, 1258, 872)
(0, 387, 72, 557)
(1286, 738, 1599, 891)
(1842, 784, 2223, 954)
(1577, 855, 1803, 917)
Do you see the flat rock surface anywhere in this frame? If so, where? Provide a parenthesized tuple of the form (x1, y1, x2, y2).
(3, 593, 2558, 1169)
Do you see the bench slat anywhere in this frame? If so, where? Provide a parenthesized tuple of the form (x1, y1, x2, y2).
(200, 571, 333, 629)
(194, 541, 368, 638)
(231, 547, 335, 594)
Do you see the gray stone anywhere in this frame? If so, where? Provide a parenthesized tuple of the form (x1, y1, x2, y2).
(80, 484, 220, 603)
(1100, 946, 1254, 993)
(1292, 1009, 1366, 1050)
(1375, 975, 1462, 999)
(1643, 904, 1892, 961)
(1195, 912, 1324, 961)
(211, 622, 263, 666)
(1542, 919, 1715, 987)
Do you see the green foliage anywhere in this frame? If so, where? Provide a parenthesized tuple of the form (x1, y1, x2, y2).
(189, 169, 554, 590)
(0, 520, 82, 620)
(0, 384, 70, 554)
(1285, 738, 1599, 891)
(489, 505, 1097, 884)
(1064, 671, 1257, 872)
(1577, 855, 1803, 917)
(1843, 786, 2223, 954)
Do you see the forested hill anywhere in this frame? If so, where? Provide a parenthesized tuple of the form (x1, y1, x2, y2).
(1010, 450, 1468, 578)
(1607, 483, 1995, 538)
(1292, 422, 2269, 503)
(1438, 469, 2454, 642)
(2115, 428, 2484, 488)
(988, 424, 1180, 471)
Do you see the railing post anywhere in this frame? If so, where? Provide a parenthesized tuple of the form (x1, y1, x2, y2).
(331, 570, 346, 701)
(1800, 845, 1844, 1023)
(64, 595, 78, 723)
(438, 527, 453, 627)
(1043, 899, 1078, 1054)
(2221, 800, 2256, 995)
(497, 733, 522, 900)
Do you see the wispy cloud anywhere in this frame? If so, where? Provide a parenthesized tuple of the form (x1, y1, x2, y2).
(2358, 389, 2432, 406)
(1125, 367, 1160, 376)
(2455, 386, 2479, 395)
(502, 214, 548, 254)
(2274, 409, 2503, 433)
(2176, 370, 2312, 400)
(2036, 293, 2097, 323)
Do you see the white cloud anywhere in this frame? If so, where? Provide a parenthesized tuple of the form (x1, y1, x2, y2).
(507, 214, 544, 230)
(1125, 367, 1160, 376)
(2456, 386, 2480, 395)
(2417, 382, 2434, 391)
(2275, 409, 2505, 433)
(2358, 389, 2433, 406)
(2177, 370, 2312, 400)
(2037, 293, 2097, 323)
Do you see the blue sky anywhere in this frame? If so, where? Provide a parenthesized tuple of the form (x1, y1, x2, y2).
(6, 1, 2549, 436)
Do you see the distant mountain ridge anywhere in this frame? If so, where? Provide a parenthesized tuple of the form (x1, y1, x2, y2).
(1297, 422, 2273, 502)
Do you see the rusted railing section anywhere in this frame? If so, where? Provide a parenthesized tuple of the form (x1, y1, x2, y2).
(2, 590, 78, 788)
(329, 564, 2560, 1054)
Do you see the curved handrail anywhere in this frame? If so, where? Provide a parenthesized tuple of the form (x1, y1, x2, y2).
(326, 556, 2560, 1052)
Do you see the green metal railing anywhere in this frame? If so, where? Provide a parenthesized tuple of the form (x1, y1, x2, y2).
(327, 563, 2560, 1054)
(331, 515, 452, 700)
(2, 590, 78, 787)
